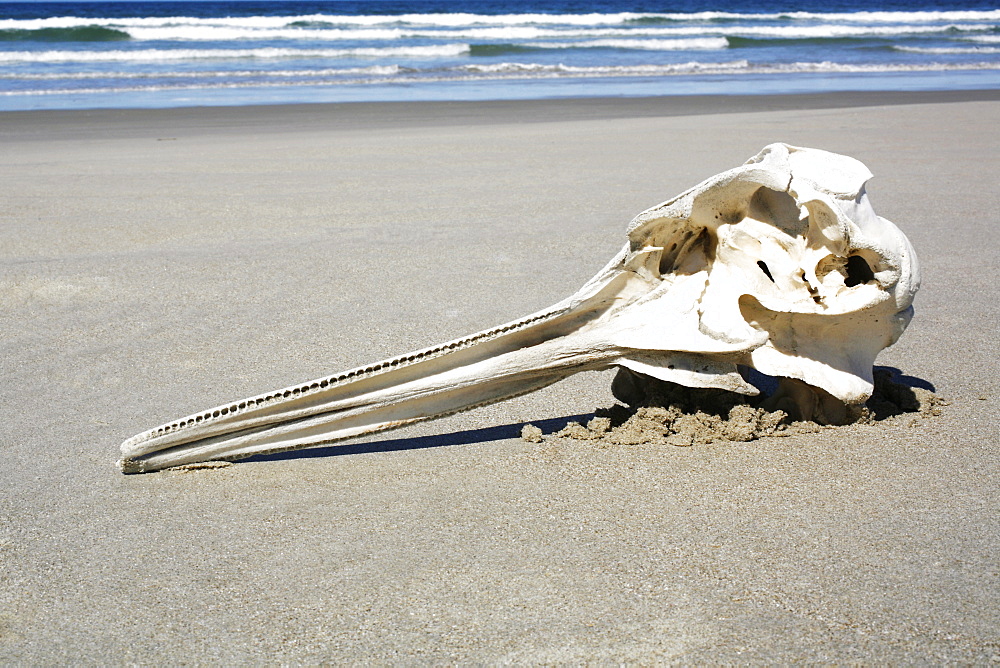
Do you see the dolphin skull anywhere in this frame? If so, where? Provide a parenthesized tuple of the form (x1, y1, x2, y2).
(118, 143, 919, 473)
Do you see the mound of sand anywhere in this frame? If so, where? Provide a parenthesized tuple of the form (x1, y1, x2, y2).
(522, 367, 946, 447)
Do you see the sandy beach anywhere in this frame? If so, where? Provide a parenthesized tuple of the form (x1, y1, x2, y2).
(2, 91, 998, 662)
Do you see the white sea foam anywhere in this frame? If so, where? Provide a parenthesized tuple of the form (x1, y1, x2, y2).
(0, 13, 646, 30)
(4, 58, 998, 97)
(124, 26, 411, 41)
(723, 23, 995, 39)
(5, 20, 988, 44)
(3, 23, 994, 42)
(776, 10, 1000, 23)
(638, 9, 1000, 23)
(0, 15, 299, 30)
(530, 38, 728, 50)
(293, 12, 647, 27)
(0, 45, 471, 63)
(460, 60, 752, 75)
(0, 65, 403, 80)
(1, 9, 994, 48)
(0, 61, 755, 95)
(755, 60, 1000, 73)
(476, 60, 1000, 77)
(896, 45, 1000, 54)
(2, 9, 999, 31)
(118, 23, 977, 42)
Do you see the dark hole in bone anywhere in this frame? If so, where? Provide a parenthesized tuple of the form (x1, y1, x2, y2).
(844, 254, 875, 287)
(658, 231, 690, 275)
(757, 260, 775, 282)
(659, 228, 713, 276)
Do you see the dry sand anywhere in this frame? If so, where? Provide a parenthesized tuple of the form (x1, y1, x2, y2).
(1, 92, 998, 662)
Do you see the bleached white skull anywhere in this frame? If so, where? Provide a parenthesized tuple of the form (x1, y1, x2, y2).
(119, 144, 919, 473)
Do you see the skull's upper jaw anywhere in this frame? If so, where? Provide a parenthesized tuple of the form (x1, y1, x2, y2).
(117, 267, 633, 473)
(117, 254, 763, 474)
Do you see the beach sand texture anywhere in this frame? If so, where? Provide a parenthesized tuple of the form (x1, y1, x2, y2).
(1, 92, 998, 662)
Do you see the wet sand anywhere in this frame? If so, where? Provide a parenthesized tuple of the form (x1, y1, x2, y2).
(1, 92, 998, 662)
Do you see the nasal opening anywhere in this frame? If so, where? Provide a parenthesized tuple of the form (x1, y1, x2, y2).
(844, 254, 875, 287)
(757, 260, 775, 283)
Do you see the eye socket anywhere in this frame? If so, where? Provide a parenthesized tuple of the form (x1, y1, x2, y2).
(757, 260, 775, 283)
(748, 187, 805, 236)
(844, 255, 875, 287)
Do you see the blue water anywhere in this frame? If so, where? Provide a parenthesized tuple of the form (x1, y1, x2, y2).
(1, 0, 998, 110)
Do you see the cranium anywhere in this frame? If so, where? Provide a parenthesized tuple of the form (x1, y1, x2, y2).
(118, 143, 919, 473)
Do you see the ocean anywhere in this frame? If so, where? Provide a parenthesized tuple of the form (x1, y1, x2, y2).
(1, 0, 999, 110)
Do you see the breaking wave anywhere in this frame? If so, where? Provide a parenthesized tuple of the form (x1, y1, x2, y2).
(895, 45, 1000, 54)
(0, 44, 471, 63)
(470, 37, 728, 54)
(3, 10, 1000, 31)
(0, 26, 130, 42)
(0, 20, 991, 43)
